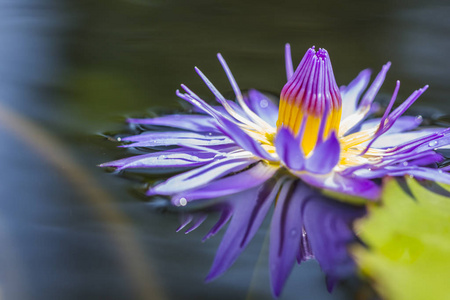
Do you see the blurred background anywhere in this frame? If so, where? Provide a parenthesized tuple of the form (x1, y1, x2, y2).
(0, 0, 449, 299)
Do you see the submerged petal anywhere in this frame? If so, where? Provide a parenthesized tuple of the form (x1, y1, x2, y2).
(269, 180, 303, 297)
(206, 179, 280, 281)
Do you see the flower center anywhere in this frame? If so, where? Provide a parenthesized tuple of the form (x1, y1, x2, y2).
(277, 47, 342, 155)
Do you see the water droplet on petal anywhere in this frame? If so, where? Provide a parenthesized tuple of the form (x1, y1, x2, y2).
(208, 132, 212, 136)
(415, 115, 423, 122)
(260, 99, 269, 108)
(402, 161, 408, 166)
(429, 140, 438, 147)
(179, 197, 187, 206)
(159, 155, 167, 160)
(117, 137, 122, 142)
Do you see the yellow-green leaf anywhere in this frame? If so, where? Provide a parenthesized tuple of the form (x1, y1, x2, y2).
(352, 176, 450, 300)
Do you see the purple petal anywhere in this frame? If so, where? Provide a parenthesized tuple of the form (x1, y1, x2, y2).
(368, 129, 439, 148)
(340, 69, 371, 120)
(275, 127, 305, 171)
(359, 115, 423, 135)
(304, 132, 340, 174)
(358, 62, 391, 109)
(148, 158, 257, 196)
(246, 89, 279, 127)
(362, 85, 428, 154)
(171, 162, 277, 205)
(205, 179, 280, 281)
(384, 166, 450, 184)
(269, 180, 305, 297)
(120, 131, 234, 148)
(99, 148, 217, 170)
(127, 114, 220, 133)
(285, 43, 294, 81)
(300, 172, 381, 201)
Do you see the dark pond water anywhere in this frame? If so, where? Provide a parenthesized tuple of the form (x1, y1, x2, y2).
(1, 0, 450, 299)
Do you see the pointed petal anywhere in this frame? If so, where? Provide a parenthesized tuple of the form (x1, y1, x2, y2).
(285, 43, 294, 81)
(99, 148, 217, 170)
(340, 69, 371, 120)
(127, 114, 220, 133)
(172, 162, 277, 205)
(359, 62, 391, 109)
(120, 131, 234, 148)
(386, 167, 450, 185)
(366, 129, 438, 148)
(148, 158, 256, 196)
(359, 116, 423, 134)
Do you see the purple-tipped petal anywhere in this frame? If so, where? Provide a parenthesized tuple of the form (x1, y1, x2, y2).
(148, 158, 257, 196)
(120, 131, 234, 148)
(387, 166, 450, 185)
(358, 62, 391, 109)
(275, 127, 305, 171)
(359, 115, 423, 135)
(172, 162, 277, 205)
(362, 85, 428, 154)
(269, 180, 305, 297)
(340, 69, 371, 120)
(127, 114, 220, 133)
(285, 43, 294, 81)
(304, 132, 340, 174)
(206, 180, 280, 281)
(99, 148, 218, 170)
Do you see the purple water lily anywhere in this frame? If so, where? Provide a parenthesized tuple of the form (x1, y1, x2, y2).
(101, 45, 450, 296)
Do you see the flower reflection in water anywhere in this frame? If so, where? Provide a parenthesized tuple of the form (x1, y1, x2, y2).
(101, 45, 450, 296)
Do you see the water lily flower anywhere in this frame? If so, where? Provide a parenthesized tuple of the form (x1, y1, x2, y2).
(101, 44, 450, 296)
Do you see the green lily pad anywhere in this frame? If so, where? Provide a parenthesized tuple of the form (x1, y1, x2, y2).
(353, 176, 450, 300)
